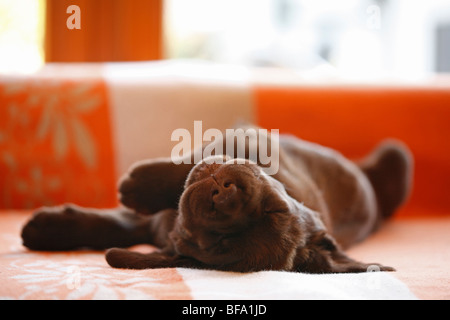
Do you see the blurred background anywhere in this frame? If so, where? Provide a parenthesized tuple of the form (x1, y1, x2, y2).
(1, 0, 450, 79)
(1, 0, 450, 215)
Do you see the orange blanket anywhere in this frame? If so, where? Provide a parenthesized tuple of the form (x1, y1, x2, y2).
(1, 211, 448, 299)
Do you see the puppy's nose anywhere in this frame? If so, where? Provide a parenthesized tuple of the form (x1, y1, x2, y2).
(212, 181, 237, 205)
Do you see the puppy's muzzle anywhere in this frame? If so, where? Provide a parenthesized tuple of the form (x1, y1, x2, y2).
(211, 180, 239, 213)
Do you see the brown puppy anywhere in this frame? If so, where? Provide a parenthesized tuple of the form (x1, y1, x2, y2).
(21, 126, 413, 273)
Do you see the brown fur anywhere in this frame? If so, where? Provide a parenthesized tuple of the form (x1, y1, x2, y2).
(21, 125, 413, 273)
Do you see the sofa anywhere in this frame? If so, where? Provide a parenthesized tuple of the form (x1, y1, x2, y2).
(1, 60, 449, 300)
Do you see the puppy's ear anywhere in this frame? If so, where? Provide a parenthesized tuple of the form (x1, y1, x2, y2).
(261, 178, 292, 214)
(296, 231, 395, 273)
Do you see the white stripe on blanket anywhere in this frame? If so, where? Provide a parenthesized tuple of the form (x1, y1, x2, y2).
(178, 268, 418, 300)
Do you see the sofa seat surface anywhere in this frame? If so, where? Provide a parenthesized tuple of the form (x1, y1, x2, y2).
(1, 61, 449, 300)
(0, 211, 447, 300)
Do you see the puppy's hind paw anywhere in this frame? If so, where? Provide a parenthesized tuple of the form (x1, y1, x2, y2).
(21, 205, 86, 251)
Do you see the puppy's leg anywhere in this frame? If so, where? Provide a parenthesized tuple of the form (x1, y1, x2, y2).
(119, 158, 195, 215)
(105, 247, 205, 270)
(21, 205, 153, 251)
(358, 140, 413, 224)
(295, 231, 395, 273)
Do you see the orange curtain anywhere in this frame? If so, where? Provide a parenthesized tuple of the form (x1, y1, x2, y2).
(45, 0, 163, 62)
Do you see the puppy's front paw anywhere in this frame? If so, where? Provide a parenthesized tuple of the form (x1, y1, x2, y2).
(105, 248, 182, 270)
(105, 248, 131, 268)
(118, 172, 151, 214)
(105, 248, 156, 269)
(119, 159, 188, 214)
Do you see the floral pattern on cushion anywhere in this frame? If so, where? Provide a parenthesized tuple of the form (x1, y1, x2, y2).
(0, 78, 118, 209)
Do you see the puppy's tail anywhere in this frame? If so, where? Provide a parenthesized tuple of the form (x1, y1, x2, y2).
(358, 140, 414, 223)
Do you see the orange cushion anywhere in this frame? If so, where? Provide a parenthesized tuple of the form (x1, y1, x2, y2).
(0, 78, 118, 209)
(255, 85, 450, 217)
